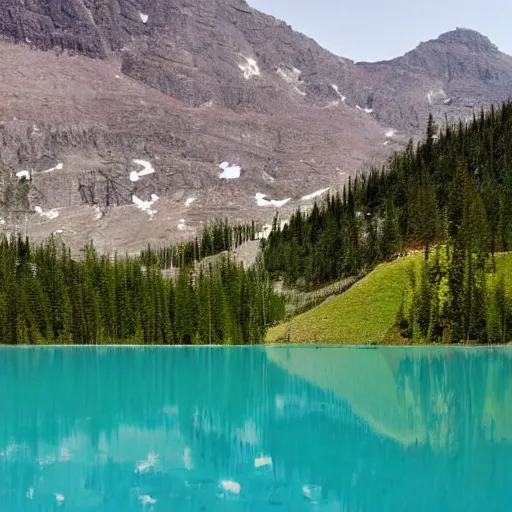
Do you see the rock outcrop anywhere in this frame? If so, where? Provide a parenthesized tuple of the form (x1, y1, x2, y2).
(1, 0, 512, 251)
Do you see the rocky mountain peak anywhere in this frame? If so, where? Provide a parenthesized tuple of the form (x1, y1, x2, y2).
(403, 27, 502, 65)
(390, 27, 511, 89)
(427, 28, 499, 54)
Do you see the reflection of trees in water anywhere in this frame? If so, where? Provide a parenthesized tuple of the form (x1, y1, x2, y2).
(0, 348, 511, 511)
(0, 348, 274, 447)
(395, 349, 512, 450)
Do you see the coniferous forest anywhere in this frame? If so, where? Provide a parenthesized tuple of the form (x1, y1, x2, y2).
(263, 103, 512, 343)
(0, 236, 284, 345)
(140, 220, 258, 269)
(3, 103, 512, 344)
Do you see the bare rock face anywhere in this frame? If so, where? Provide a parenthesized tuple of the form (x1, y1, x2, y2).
(0, 0, 108, 57)
(352, 28, 512, 132)
(1, 1, 512, 251)
(1, 3, 511, 123)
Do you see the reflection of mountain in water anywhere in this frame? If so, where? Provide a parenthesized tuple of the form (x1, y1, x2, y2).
(0, 347, 511, 511)
(267, 346, 512, 449)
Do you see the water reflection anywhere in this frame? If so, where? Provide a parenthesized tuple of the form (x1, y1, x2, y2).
(0, 346, 511, 511)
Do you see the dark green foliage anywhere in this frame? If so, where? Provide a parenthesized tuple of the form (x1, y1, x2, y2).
(400, 245, 512, 344)
(0, 235, 284, 345)
(264, 101, 512, 291)
(140, 220, 258, 269)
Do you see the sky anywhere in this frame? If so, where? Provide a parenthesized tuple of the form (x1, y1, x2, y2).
(248, 0, 512, 62)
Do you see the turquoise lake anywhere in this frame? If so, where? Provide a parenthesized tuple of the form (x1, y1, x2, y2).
(0, 346, 511, 511)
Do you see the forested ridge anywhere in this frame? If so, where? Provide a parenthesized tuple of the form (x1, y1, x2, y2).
(264, 103, 512, 343)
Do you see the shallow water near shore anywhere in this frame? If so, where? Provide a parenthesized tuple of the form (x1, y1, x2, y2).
(0, 345, 511, 511)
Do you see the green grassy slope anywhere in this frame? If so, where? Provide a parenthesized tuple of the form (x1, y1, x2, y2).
(266, 255, 422, 344)
(266, 252, 512, 345)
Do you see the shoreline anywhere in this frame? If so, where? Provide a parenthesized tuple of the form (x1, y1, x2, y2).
(0, 343, 510, 349)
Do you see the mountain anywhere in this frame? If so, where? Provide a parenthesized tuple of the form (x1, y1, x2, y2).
(0, 0, 511, 251)
(351, 28, 512, 132)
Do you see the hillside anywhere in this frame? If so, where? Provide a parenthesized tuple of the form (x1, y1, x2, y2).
(266, 256, 421, 344)
(1, 1, 512, 251)
(266, 253, 512, 345)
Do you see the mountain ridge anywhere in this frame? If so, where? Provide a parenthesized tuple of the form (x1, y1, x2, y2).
(0, 0, 511, 251)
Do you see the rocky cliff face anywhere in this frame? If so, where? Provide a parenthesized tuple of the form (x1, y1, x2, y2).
(353, 28, 512, 132)
(2, 2, 509, 123)
(1, 0, 511, 251)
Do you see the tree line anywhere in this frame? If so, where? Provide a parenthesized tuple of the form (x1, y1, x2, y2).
(264, 106, 512, 287)
(0, 235, 284, 345)
(140, 220, 258, 269)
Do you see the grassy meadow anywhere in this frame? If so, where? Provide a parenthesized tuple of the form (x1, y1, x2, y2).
(266, 252, 512, 345)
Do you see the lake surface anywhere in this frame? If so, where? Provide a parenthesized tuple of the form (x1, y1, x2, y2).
(0, 346, 511, 511)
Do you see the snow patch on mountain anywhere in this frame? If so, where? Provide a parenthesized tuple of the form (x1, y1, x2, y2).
(35, 206, 59, 220)
(42, 163, 63, 174)
(386, 129, 397, 138)
(356, 105, 373, 114)
(239, 57, 260, 79)
(16, 170, 30, 180)
(277, 67, 301, 83)
(139, 13, 149, 23)
(219, 162, 241, 179)
(130, 159, 155, 182)
(133, 159, 155, 177)
(427, 88, 447, 105)
(277, 67, 307, 96)
(132, 194, 158, 219)
(255, 193, 290, 208)
(331, 84, 346, 102)
(301, 188, 330, 201)
(185, 197, 196, 207)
